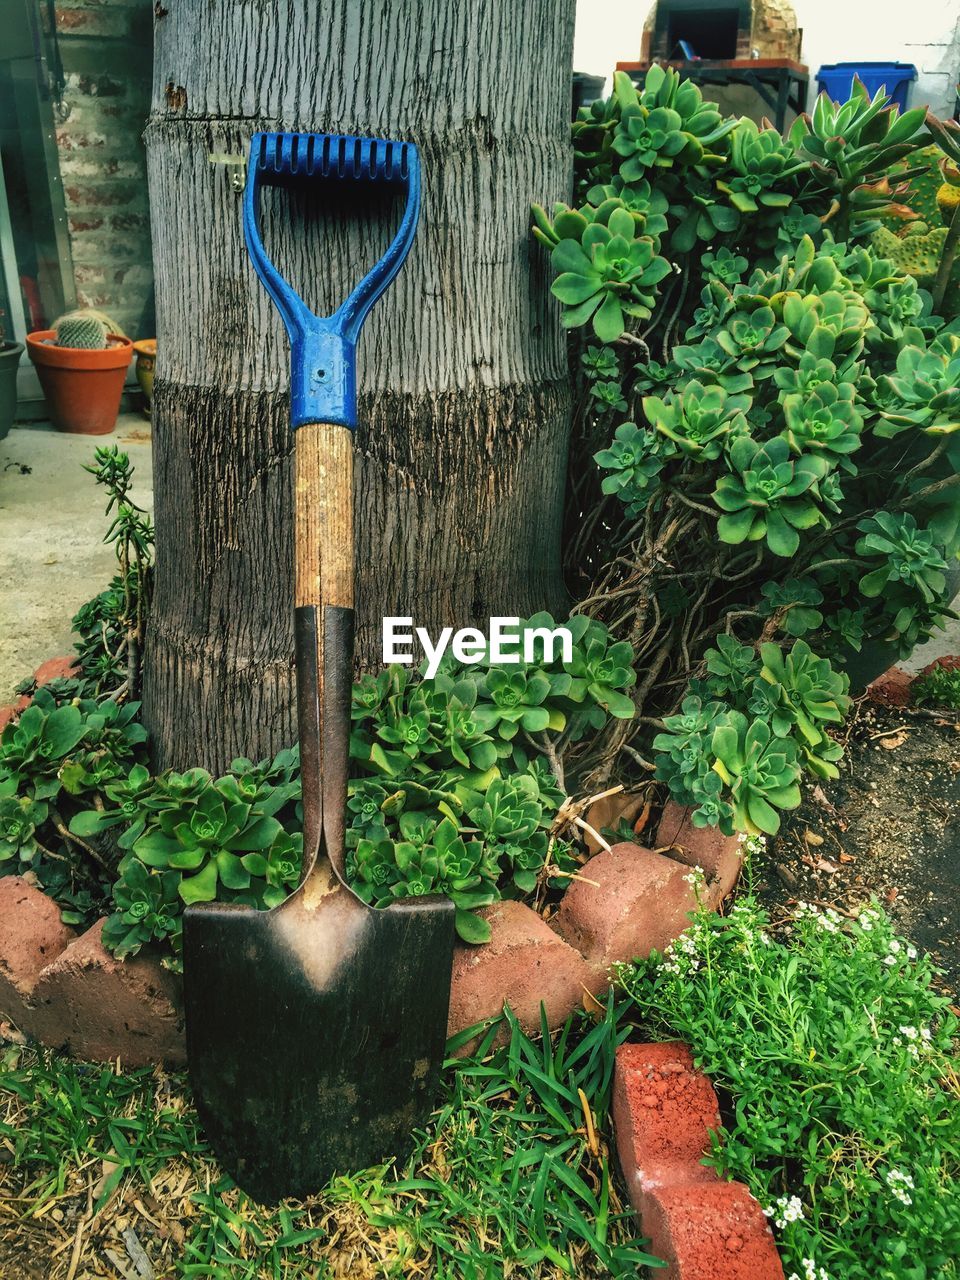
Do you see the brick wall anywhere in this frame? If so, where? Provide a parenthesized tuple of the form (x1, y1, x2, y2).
(54, 1, 153, 340)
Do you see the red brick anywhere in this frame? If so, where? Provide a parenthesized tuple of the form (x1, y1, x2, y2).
(0, 878, 75, 1037)
(0, 696, 31, 729)
(656, 801, 743, 911)
(920, 654, 960, 677)
(447, 900, 592, 1045)
(552, 843, 697, 984)
(643, 1181, 784, 1280)
(866, 666, 913, 707)
(68, 215, 105, 233)
(56, 8, 133, 39)
(29, 919, 185, 1068)
(582, 789, 647, 854)
(33, 655, 78, 686)
(64, 182, 142, 209)
(613, 1042, 720, 1199)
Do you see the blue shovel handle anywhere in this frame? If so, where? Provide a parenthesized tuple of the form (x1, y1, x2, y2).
(243, 132, 421, 429)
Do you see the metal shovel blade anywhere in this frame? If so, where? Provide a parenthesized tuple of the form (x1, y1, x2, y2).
(184, 605, 455, 1203)
(183, 881, 453, 1203)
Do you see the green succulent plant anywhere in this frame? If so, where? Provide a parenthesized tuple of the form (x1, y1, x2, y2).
(773, 349, 857, 398)
(758, 578, 825, 638)
(701, 247, 749, 286)
(789, 79, 928, 236)
(710, 712, 802, 836)
(613, 104, 701, 178)
(672, 337, 754, 394)
(643, 380, 749, 459)
(594, 420, 671, 511)
(713, 436, 830, 556)
(714, 305, 790, 378)
(780, 382, 863, 465)
(755, 640, 850, 779)
(548, 206, 671, 342)
(876, 337, 960, 435)
(717, 118, 807, 213)
(856, 511, 949, 603)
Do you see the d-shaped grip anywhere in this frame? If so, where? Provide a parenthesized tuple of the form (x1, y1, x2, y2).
(243, 131, 421, 430)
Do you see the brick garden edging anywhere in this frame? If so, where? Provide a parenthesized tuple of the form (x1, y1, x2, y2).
(0, 795, 744, 1066)
(0, 655, 745, 1065)
(613, 1041, 784, 1280)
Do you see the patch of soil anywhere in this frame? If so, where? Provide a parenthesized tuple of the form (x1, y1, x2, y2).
(754, 699, 960, 994)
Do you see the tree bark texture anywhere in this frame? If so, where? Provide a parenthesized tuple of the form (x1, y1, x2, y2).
(143, 0, 575, 772)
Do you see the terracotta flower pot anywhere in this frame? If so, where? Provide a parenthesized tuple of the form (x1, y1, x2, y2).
(0, 341, 23, 442)
(26, 330, 133, 435)
(132, 338, 157, 418)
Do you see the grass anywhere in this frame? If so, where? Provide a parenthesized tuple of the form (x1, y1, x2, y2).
(0, 1002, 655, 1279)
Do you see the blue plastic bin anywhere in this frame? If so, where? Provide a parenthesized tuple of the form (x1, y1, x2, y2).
(816, 62, 917, 110)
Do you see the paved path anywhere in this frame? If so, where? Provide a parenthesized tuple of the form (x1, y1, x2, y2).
(0, 415, 153, 700)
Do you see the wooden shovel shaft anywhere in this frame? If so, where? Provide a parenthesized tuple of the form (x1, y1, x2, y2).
(295, 422, 354, 610)
(294, 421, 354, 884)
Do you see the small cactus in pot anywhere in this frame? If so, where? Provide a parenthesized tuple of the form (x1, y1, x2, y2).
(54, 313, 109, 350)
(26, 309, 132, 434)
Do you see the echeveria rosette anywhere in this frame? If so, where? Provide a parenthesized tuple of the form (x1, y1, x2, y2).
(354, 811, 497, 944)
(755, 639, 851, 780)
(0, 787, 47, 866)
(673, 337, 754, 395)
(102, 859, 182, 960)
(643, 380, 750, 460)
(713, 436, 831, 557)
(561, 616, 637, 724)
(548, 207, 671, 342)
(701, 635, 760, 702)
(783, 289, 870, 361)
(590, 378, 628, 414)
(701, 247, 749, 287)
(773, 349, 858, 399)
(581, 344, 621, 381)
(613, 104, 702, 179)
(653, 696, 730, 818)
(875, 338, 960, 437)
(781, 382, 864, 468)
(758, 577, 825, 638)
(669, 173, 742, 252)
(863, 274, 928, 348)
(584, 176, 670, 241)
(714, 305, 790, 379)
(128, 782, 288, 907)
(855, 511, 949, 604)
(717, 118, 808, 213)
(710, 711, 802, 836)
(473, 668, 556, 742)
(595, 421, 673, 513)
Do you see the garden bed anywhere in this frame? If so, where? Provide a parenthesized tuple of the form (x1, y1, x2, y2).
(757, 681, 960, 991)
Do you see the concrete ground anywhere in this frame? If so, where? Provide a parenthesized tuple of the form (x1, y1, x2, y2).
(0, 415, 153, 701)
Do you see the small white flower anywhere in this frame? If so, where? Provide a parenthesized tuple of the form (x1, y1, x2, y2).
(885, 1168, 915, 1206)
(883, 955, 896, 966)
(907, 945, 918, 960)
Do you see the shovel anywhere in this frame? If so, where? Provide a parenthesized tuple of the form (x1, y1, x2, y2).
(183, 131, 455, 1204)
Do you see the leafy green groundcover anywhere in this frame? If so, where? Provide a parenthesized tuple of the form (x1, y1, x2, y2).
(0, 609, 636, 965)
(619, 890, 960, 1280)
(0, 1003, 652, 1280)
